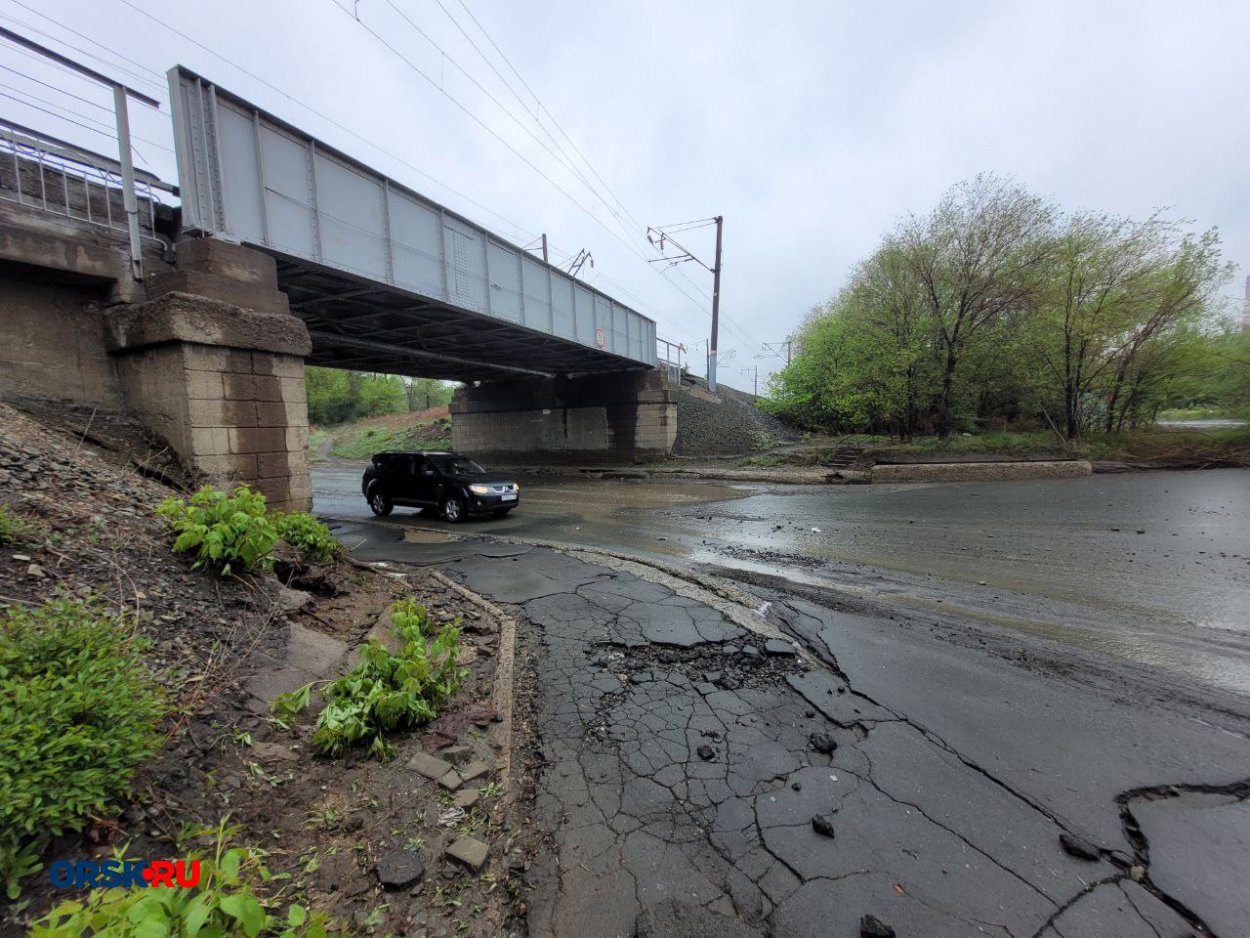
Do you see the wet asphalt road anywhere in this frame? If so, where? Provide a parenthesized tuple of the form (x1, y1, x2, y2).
(313, 462, 1250, 698)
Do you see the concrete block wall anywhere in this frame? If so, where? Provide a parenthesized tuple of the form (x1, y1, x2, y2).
(113, 341, 311, 510)
(106, 241, 314, 510)
(452, 370, 676, 463)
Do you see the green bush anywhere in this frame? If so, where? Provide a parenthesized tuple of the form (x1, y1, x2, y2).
(0, 597, 166, 898)
(273, 512, 343, 564)
(0, 504, 34, 544)
(158, 486, 279, 576)
(274, 599, 466, 760)
(30, 821, 332, 938)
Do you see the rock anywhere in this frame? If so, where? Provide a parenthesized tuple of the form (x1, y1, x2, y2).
(437, 770, 464, 791)
(26, 563, 45, 579)
(445, 835, 489, 871)
(409, 751, 453, 780)
(1059, 832, 1101, 861)
(11, 553, 31, 562)
(635, 899, 761, 938)
(459, 760, 492, 783)
(453, 788, 480, 810)
(791, 781, 802, 791)
(808, 732, 838, 755)
(811, 815, 836, 838)
(697, 745, 716, 761)
(764, 639, 797, 657)
(1130, 864, 1146, 882)
(376, 850, 425, 889)
(859, 914, 896, 937)
(250, 742, 299, 764)
(740, 645, 762, 661)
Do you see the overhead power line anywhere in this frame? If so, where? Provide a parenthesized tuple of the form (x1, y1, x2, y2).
(107, 0, 540, 244)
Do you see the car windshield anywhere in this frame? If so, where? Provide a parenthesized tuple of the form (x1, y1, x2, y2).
(430, 455, 485, 475)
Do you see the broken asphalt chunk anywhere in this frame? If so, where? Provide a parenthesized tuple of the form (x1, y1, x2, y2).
(764, 638, 797, 657)
(811, 814, 836, 838)
(697, 744, 716, 761)
(1059, 831, 1101, 861)
(808, 731, 838, 754)
(859, 914, 895, 937)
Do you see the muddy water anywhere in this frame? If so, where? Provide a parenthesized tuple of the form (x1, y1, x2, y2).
(313, 461, 1250, 694)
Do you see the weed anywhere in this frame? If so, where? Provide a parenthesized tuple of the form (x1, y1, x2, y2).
(0, 503, 34, 544)
(308, 807, 343, 831)
(0, 596, 166, 898)
(29, 820, 334, 937)
(273, 511, 345, 563)
(272, 598, 467, 760)
(157, 485, 279, 575)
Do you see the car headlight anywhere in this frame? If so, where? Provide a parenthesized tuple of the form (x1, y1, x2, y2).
(469, 484, 491, 495)
(512, 483, 520, 492)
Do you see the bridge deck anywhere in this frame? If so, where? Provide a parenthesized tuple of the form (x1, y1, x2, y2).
(168, 66, 657, 382)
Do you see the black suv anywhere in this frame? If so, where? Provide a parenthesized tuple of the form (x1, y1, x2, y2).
(361, 452, 520, 523)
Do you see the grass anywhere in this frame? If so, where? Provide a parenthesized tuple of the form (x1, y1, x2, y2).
(736, 426, 1250, 468)
(309, 414, 452, 461)
(1156, 406, 1237, 421)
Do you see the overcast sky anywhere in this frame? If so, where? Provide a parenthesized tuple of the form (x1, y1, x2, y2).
(3, 0, 1247, 386)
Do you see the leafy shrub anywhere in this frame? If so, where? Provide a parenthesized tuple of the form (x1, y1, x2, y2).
(158, 486, 279, 576)
(273, 512, 343, 563)
(0, 503, 33, 544)
(274, 599, 466, 760)
(0, 597, 166, 898)
(30, 820, 331, 938)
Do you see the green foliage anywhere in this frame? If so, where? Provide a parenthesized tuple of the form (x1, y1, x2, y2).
(0, 597, 166, 898)
(273, 512, 343, 563)
(273, 599, 466, 760)
(0, 503, 34, 544)
(306, 367, 440, 425)
(326, 419, 451, 459)
(157, 486, 279, 576)
(29, 820, 333, 938)
(764, 176, 1236, 441)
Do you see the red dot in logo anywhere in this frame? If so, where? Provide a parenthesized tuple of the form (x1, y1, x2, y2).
(140, 866, 155, 883)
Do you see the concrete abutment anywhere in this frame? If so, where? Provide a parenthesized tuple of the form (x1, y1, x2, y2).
(1, 231, 314, 511)
(451, 370, 676, 463)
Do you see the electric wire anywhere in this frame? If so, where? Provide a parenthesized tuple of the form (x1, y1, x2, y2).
(108, 0, 540, 245)
(5, 0, 170, 90)
(0, 9, 166, 97)
(0, 61, 114, 113)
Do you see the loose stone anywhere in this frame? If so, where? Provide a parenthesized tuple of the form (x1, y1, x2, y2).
(375, 850, 425, 889)
(811, 815, 835, 838)
(809, 732, 838, 754)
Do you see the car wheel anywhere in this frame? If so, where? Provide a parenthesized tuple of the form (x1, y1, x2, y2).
(441, 494, 467, 523)
(368, 489, 393, 517)
(492, 508, 513, 519)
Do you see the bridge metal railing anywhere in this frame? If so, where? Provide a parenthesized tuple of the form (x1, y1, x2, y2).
(657, 337, 685, 387)
(0, 119, 174, 252)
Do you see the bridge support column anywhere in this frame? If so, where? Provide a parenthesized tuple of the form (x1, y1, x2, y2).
(105, 240, 314, 510)
(451, 370, 675, 464)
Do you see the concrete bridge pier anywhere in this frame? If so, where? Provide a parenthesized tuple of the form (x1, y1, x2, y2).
(451, 370, 676, 464)
(104, 239, 313, 511)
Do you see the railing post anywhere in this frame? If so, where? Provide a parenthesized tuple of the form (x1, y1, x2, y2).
(112, 86, 143, 280)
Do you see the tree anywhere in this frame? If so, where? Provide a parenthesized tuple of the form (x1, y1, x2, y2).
(895, 174, 1056, 437)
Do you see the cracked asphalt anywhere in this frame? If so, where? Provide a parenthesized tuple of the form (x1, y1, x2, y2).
(331, 521, 1250, 938)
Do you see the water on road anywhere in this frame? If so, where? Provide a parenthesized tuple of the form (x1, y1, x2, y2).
(314, 462, 1250, 695)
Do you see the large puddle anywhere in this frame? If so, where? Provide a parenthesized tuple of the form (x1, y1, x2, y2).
(314, 461, 1250, 695)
